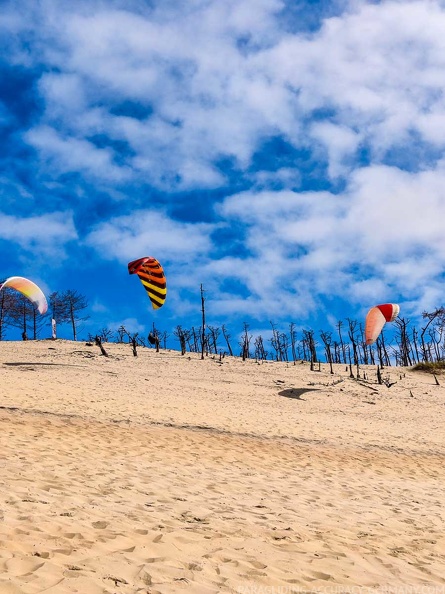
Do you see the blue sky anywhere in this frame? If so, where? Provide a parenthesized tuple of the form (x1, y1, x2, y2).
(1, 0, 445, 347)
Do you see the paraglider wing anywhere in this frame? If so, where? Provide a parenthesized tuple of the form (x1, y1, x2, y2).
(0, 276, 48, 314)
(365, 303, 400, 345)
(128, 257, 167, 310)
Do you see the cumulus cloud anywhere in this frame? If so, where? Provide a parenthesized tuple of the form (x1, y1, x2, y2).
(0, 212, 77, 256)
(216, 162, 445, 316)
(86, 209, 215, 263)
(28, 1, 445, 186)
(1, 0, 445, 333)
(0, 0, 445, 186)
(25, 126, 133, 183)
(3, 0, 443, 191)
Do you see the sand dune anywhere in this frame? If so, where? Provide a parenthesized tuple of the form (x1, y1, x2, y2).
(1, 340, 445, 593)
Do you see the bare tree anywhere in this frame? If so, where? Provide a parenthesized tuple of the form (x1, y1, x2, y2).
(347, 319, 359, 366)
(379, 330, 391, 366)
(270, 322, 289, 361)
(0, 283, 15, 340)
(358, 324, 370, 365)
(149, 323, 162, 352)
(411, 327, 421, 364)
(336, 320, 347, 364)
(302, 329, 317, 370)
(118, 326, 145, 350)
(420, 308, 445, 362)
(270, 322, 281, 361)
(221, 324, 233, 356)
(240, 323, 252, 361)
(280, 331, 290, 362)
(254, 335, 268, 360)
(289, 323, 298, 364)
(7, 293, 39, 339)
(60, 290, 89, 341)
(207, 325, 220, 354)
(332, 340, 341, 364)
(131, 335, 138, 356)
(200, 284, 206, 360)
(394, 317, 413, 367)
(49, 291, 70, 339)
(174, 325, 187, 355)
(117, 325, 126, 343)
(30, 307, 48, 340)
(189, 327, 199, 352)
(97, 328, 114, 342)
(375, 335, 385, 369)
(320, 330, 334, 374)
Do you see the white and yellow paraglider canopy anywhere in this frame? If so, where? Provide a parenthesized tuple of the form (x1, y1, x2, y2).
(0, 276, 48, 314)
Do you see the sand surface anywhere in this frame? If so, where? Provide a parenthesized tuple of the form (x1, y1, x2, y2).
(1, 340, 445, 593)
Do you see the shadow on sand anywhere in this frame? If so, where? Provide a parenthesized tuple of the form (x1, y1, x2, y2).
(278, 387, 320, 400)
(3, 362, 84, 367)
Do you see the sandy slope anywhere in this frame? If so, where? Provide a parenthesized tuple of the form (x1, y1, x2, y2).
(0, 340, 444, 593)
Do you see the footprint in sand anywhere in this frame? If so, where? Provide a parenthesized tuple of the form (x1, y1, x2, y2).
(5, 557, 45, 576)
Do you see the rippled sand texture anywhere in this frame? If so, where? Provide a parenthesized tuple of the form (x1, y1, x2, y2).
(1, 340, 445, 593)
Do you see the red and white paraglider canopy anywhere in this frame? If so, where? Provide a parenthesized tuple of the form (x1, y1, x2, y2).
(365, 303, 400, 345)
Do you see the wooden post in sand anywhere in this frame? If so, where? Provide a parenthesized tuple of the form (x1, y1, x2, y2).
(376, 365, 382, 385)
(95, 336, 108, 357)
(290, 322, 297, 365)
(346, 345, 354, 378)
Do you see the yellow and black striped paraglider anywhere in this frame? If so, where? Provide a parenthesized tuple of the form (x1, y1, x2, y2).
(128, 257, 167, 310)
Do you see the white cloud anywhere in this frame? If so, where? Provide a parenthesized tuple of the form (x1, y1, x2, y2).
(25, 126, 132, 183)
(346, 165, 445, 262)
(3, 0, 445, 190)
(215, 161, 445, 317)
(0, 212, 78, 255)
(39, 72, 87, 115)
(310, 122, 362, 178)
(103, 317, 146, 335)
(2, 0, 445, 330)
(85, 209, 214, 263)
